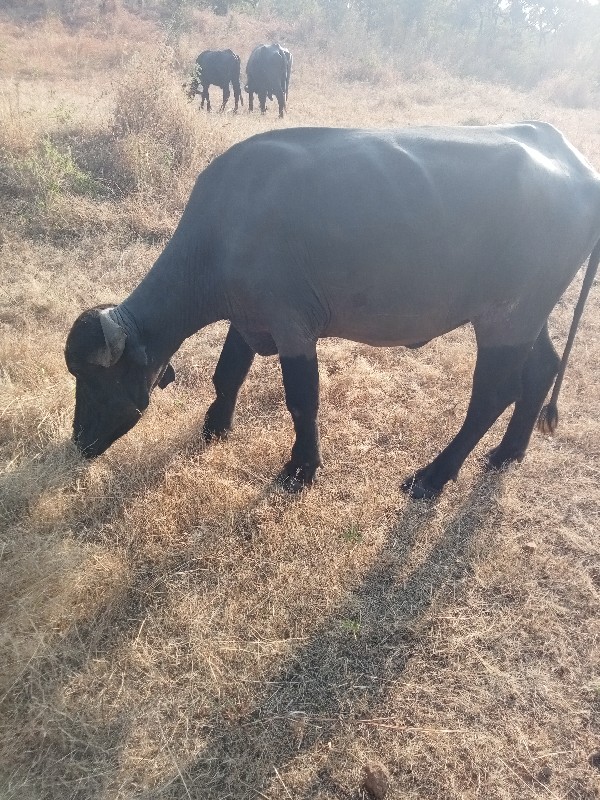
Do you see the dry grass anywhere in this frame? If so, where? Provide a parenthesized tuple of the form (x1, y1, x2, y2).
(1, 9, 599, 800)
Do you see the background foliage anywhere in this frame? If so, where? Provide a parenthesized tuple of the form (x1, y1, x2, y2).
(3, 0, 600, 90)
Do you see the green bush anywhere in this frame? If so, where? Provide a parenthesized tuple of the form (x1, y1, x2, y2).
(6, 137, 102, 205)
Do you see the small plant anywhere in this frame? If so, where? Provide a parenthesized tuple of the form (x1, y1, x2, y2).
(342, 522, 362, 543)
(51, 102, 74, 127)
(340, 618, 361, 638)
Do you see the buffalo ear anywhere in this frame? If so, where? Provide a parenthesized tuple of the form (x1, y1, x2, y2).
(158, 363, 175, 389)
(87, 309, 126, 368)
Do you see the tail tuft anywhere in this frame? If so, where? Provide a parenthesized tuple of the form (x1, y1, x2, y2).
(538, 402, 559, 435)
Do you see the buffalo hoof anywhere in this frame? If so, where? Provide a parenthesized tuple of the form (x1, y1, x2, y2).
(202, 424, 230, 443)
(401, 469, 442, 500)
(202, 402, 234, 442)
(484, 446, 524, 472)
(277, 461, 319, 493)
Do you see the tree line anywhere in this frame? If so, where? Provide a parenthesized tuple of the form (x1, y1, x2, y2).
(202, 0, 599, 47)
(4, 0, 600, 92)
(202, 0, 599, 90)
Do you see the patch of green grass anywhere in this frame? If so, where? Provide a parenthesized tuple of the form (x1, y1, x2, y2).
(342, 522, 362, 544)
(340, 618, 361, 637)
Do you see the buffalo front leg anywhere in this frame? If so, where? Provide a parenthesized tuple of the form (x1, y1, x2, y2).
(402, 342, 532, 499)
(486, 322, 559, 470)
(202, 325, 255, 441)
(278, 349, 322, 492)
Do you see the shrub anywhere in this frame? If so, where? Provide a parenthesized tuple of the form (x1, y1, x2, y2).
(15, 137, 103, 202)
(543, 71, 596, 109)
(111, 49, 197, 193)
(339, 56, 384, 84)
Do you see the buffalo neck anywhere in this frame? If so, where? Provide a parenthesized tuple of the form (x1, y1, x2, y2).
(116, 230, 224, 366)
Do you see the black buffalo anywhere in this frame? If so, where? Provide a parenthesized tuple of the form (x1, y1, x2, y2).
(245, 43, 291, 117)
(65, 123, 600, 501)
(187, 48, 242, 112)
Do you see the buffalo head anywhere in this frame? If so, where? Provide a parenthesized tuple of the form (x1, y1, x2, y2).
(65, 306, 175, 458)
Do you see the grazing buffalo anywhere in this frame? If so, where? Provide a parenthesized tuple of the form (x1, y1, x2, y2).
(187, 48, 242, 112)
(65, 123, 600, 500)
(245, 43, 290, 117)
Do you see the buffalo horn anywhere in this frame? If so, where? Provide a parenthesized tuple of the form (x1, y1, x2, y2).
(89, 308, 127, 368)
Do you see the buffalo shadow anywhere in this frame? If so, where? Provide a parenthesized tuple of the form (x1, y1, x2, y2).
(1, 381, 505, 799)
(147, 472, 504, 800)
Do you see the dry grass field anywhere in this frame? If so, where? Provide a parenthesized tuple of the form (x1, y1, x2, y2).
(1, 6, 599, 799)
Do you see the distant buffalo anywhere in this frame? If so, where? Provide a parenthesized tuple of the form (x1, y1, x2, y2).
(246, 43, 292, 118)
(187, 48, 243, 112)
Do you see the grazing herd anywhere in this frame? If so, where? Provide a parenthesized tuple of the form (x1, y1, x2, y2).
(187, 43, 292, 117)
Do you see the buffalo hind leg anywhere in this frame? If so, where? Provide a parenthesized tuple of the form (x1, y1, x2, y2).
(202, 325, 255, 441)
(402, 342, 531, 500)
(220, 85, 231, 112)
(486, 323, 559, 470)
(201, 86, 211, 111)
(274, 88, 285, 117)
(278, 350, 322, 493)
